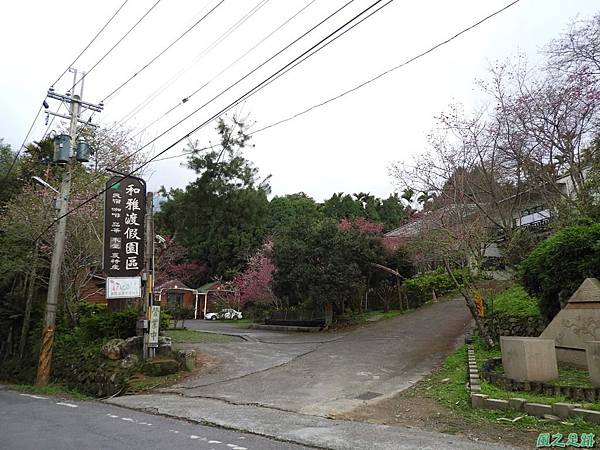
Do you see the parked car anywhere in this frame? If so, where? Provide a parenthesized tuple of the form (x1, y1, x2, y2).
(204, 308, 243, 320)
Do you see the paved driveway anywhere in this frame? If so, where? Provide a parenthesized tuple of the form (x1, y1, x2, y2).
(171, 298, 472, 416)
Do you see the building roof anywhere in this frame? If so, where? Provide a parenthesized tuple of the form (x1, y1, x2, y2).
(155, 279, 191, 291)
(197, 281, 227, 293)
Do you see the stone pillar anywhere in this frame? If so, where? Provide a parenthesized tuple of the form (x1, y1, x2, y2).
(500, 337, 558, 382)
(585, 341, 600, 386)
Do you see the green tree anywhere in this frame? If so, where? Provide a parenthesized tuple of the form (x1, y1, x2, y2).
(266, 193, 322, 235)
(378, 193, 408, 231)
(321, 192, 362, 220)
(156, 118, 269, 279)
(272, 219, 384, 317)
(0, 139, 19, 206)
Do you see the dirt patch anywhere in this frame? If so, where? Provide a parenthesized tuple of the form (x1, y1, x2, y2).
(338, 388, 538, 449)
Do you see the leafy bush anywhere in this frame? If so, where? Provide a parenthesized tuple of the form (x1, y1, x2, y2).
(51, 332, 130, 397)
(486, 286, 540, 317)
(243, 302, 272, 322)
(404, 268, 471, 307)
(163, 305, 194, 328)
(520, 223, 600, 319)
(160, 309, 171, 331)
(78, 307, 138, 340)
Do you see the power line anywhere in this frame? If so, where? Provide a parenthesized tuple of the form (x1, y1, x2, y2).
(36, 0, 521, 240)
(115, 0, 273, 130)
(52, 0, 131, 87)
(252, 0, 522, 137)
(68, 0, 164, 94)
(129, 0, 318, 142)
(150, 0, 522, 162)
(35, 0, 390, 239)
(0, 103, 44, 186)
(100, 0, 226, 104)
(84, 0, 356, 187)
(2, 1, 132, 185)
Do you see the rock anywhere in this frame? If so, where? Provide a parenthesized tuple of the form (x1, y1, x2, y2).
(176, 349, 197, 371)
(101, 338, 126, 360)
(122, 336, 143, 356)
(120, 354, 139, 369)
(142, 359, 179, 376)
(543, 414, 561, 421)
(157, 336, 172, 355)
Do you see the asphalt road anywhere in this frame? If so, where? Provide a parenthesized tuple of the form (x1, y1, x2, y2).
(0, 387, 310, 450)
(176, 298, 472, 416)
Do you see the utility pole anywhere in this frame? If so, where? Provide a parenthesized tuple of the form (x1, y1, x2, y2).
(143, 191, 155, 359)
(35, 69, 103, 386)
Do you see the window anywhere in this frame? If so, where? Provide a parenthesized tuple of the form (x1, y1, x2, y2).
(168, 292, 184, 307)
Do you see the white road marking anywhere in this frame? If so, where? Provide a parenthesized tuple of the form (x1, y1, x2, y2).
(19, 393, 47, 400)
(121, 417, 135, 422)
(106, 414, 119, 418)
(190, 435, 200, 439)
(55, 402, 77, 408)
(227, 445, 238, 448)
(168, 430, 180, 434)
(232, 447, 247, 450)
(208, 440, 222, 444)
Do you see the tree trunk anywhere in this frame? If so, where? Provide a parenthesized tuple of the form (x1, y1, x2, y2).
(19, 243, 39, 359)
(396, 278, 403, 310)
(443, 259, 493, 347)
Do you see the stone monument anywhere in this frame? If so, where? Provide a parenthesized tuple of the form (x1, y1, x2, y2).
(540, 278, 600, 367)
(585, 341, 600, 386)
(500, 336, 558, 382)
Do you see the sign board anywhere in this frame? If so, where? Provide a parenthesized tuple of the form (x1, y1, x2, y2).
(103, 176, 146, 277)
(148, 306, 160, 348)
(106, 277, 142, 299)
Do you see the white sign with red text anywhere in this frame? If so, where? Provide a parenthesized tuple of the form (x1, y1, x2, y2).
(106, 277, 141, 299)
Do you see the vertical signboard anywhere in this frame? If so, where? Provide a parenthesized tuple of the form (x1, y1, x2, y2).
(148, 306, 160, 348)
(103, 176, 146, 277)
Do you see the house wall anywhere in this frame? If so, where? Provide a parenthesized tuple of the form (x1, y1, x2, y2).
(159, 289, 196, 310)
(80, 280, 106, 305)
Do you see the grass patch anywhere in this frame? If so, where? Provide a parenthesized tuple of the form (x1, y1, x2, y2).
(165, 329, 240, 343)
(487, 286, 540, 316)
(417, 338, 600, 438)
(210, 318, 251, 328)
(8, 383, 91, 400)
(127, 372, 185, 393)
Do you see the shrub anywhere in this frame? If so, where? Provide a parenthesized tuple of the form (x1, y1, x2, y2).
(404, 268, 471, 308)
(486, 286, 540, 317)
(78, 307, 138, 340)
(160, 309, 171, 331)
(520, 223, 600, 319)
(51, 333, 130, 397)
(163, 305, 194, 328)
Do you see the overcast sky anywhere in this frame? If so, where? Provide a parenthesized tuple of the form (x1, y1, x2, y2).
(1, 0, 598, 201)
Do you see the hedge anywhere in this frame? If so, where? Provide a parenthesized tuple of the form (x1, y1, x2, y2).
(404, 268, 471, 308)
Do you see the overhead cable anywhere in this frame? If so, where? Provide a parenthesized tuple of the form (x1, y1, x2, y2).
(35, 0, 391, 238)
(100, 0, 227, 104)
(129, 0, 318, 141)
(115, 0, 273, 129)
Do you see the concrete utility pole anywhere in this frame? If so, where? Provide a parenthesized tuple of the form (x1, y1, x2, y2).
(36, 69, 103, 386)
(143, 192, 153, 359)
